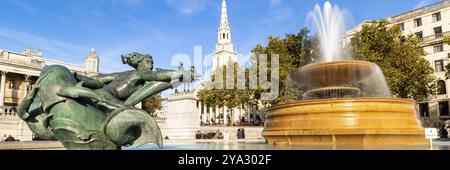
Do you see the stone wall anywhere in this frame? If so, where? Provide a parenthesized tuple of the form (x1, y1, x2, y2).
(0, 114, 33, 141)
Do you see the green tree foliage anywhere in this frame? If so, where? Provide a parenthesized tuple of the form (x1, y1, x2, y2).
(142, 94, 163, 117)
(351, 20, 436, 100)
(197, 61, 253, 121)
(251, 28, 317, 104)
(444, 36, 450, 79)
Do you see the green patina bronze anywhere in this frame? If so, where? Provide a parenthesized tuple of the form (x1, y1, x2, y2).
(16, 52, 198, 150)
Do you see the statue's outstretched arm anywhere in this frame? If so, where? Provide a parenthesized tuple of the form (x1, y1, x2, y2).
(124, 81, 173, 106)
(141, 70, 182, 83)
(17, 87, 39, 120)
(92, 73, 119, 84)
(74, 73, 119, 89)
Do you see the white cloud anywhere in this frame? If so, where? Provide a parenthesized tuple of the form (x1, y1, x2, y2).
(0, 27, 88, 65)
(166, 0, 208, 15)
(8, 0, 35, 13)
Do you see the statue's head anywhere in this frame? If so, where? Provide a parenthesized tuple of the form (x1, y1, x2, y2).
(121, 52, 153, 71)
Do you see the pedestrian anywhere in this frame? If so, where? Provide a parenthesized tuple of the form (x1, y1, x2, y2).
(439, 125, 448, 139)
(237, 128, 242, 139)
(5, 135, 15, 142)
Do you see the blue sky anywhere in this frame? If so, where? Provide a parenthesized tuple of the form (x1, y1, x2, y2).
(0, 0, 441, 74)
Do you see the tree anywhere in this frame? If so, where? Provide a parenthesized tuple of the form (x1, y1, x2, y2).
(251, 28, 317, 104)
(142, 94, 163, 117)
(197, 61, 253, 125)
(444, 36, 450, 79)
(351, 20, 436, 101)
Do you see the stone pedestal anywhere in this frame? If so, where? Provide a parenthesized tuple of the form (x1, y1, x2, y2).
(161, 92, 200, 140)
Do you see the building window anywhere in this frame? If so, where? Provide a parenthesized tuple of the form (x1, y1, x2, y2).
(419, 103, 429, 117)
(439, 101, 450, 116)
(223, 33, 226, 39)
(435, 60, 444, 72)
(399, 23, 404, 31)
(414, 18, 422, 27)
(434, 44, 444, 53)
(415, 31, 423, 39)
(8, 80, 17, 90)
(434, 26, 443, 36)
(432, 12, 441, 22)
(438, 80, 447, 95)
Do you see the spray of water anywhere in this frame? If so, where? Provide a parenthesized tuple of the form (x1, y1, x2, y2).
(307, 1, 346, 62)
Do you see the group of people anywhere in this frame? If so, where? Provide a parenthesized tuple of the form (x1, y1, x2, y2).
(1, 134, 16, 142)
(237, 128, 246, 139)
(196, 130, 224, 139)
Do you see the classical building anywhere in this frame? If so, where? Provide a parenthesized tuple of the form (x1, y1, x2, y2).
(0, 48, 100, 141)
(345, 0, 450, 127)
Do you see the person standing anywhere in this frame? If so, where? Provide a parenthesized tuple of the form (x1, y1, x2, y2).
(439, 125, 448, 139)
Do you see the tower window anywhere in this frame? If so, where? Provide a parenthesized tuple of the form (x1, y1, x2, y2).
(223, 33, 226, 39)
(227, 33, 229, 39)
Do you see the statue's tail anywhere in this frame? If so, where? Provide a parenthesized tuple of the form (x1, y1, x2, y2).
(104, 108, 163, 148)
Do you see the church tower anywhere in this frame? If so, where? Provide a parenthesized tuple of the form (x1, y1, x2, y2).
(85, 48, 99, 73)
(212, 0, 237, 69)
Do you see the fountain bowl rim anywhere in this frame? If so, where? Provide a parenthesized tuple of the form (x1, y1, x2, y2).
(265, 97, 416, 112)
(291, 60, 377, 73)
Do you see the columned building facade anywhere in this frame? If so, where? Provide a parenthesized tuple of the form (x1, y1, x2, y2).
(0, 48, 99, 141)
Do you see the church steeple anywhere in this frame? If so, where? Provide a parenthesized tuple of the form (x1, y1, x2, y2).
(217, 0, 232, 44)
(213, 0, 237, 69)
(220, 0, 228, 28)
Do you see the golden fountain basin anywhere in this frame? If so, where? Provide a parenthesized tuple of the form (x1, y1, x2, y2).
(263, 98, 427, 146)
(289, 60, 377, 89)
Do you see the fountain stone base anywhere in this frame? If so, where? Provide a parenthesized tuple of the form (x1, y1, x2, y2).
(263, 98, 427, 146)
(263, 61, 427, 146)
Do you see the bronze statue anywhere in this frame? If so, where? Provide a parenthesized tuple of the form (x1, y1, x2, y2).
(17, 52, 198, 150)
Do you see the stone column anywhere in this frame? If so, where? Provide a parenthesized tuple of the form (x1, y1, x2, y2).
(215, 106, 220, 124)
(0, 71, 6, 107)
(224, 106, 228, 126)
(209, 107, 213, 125)
(23, 75, 31, 98)
(199, 102, 206, 124)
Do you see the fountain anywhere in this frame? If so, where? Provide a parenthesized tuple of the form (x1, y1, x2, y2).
(262, 2, 427, 146)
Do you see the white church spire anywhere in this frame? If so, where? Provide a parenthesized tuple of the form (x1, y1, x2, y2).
(220, 0, 228, 27)
(217, 0, 232, 44)
(213, 0, 237, 69)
